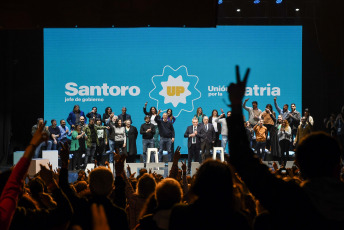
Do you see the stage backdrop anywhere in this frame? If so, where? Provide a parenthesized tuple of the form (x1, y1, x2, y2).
(44, 26, 302, 154)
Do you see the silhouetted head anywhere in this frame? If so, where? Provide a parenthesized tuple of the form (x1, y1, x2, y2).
(155, 178, 182, 209)
(137, 174, 156, 199)
(192, 159, 233, 204)
(295, 132, 342, 179)
(88, 167, 114, 196)
(28, 178, 44, 196)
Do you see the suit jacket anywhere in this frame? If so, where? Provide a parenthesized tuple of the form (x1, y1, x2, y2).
(67, 111, 86, 127)
(184, 124, 202, 148)
(198, 123, 215, 143)
(118, 113, 132, 124)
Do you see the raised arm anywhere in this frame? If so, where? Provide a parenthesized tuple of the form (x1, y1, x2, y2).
(154, 114, 161, 124)
(181, 160, 188, 197)
(0, 121, 48, 230)
(242, 98, 250, 111)
(274, 97, 282, 115)
(169, 148, 181, 179)
(143, 102, 149, 115)
(228, 66, 306, 217)
(214, 113, 225, 123)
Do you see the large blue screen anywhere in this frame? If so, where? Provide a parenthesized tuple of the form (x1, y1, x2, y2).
(44, 26, 302, 154)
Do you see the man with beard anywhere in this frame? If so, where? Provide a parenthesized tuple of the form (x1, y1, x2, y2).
(243, 98, 262, 127)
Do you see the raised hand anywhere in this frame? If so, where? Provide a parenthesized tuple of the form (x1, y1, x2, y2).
(144, 102, 148, 107)
(114, 151, 126, 176)
(39, 164, 55, 186)
(181, 160, 186, 172)
(228, 65, 250, 106)
(48, 162, 53, 171)
(30, 120, 48, 147)
(129, 172, 136, 179)
(220, 108, 224, 114)
(173, 147, 181, 162)
(127, 164, 132, 175)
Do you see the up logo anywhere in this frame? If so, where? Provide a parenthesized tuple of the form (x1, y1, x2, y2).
(150, 65, 201, 117)
(167, 86, 185, 96)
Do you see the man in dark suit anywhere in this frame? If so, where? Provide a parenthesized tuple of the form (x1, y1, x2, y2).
(198, 116, 215, 163)
(184, 117, 201, 174)
(118, 107, 132, 125)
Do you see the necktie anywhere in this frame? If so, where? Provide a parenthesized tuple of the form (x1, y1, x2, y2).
(192, 126, 196, 143)
(206, 124, 208, 131)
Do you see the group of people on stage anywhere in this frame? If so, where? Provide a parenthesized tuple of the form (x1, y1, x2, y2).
(243, 97, 314, 165)
(31, 102, 229, 171)
(31, 96, 316, 170)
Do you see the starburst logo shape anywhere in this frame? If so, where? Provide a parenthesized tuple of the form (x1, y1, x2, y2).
(149, 65, 201, 117)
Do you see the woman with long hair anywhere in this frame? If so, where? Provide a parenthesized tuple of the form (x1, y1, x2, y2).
(67, 105, 86, 129)
(278, 119, 292, 166)
(143, 102, 159, 148)
(166, 109, 176, 124)
(209, 109, 221, 147)
(194, 107, 205, 123)
(102, 106, 113, 125)
(110, 119, 127, 156)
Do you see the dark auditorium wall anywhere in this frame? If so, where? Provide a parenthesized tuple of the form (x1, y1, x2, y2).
(0, 30, 43, 164)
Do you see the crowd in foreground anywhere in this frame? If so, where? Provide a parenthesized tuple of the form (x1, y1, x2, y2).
(1, 66, 344, 230)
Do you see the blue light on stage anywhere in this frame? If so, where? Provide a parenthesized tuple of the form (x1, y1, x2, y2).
(276, 0, 283, 4)
(218, 0, 223, 4)
(254, 0, 260, 4)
